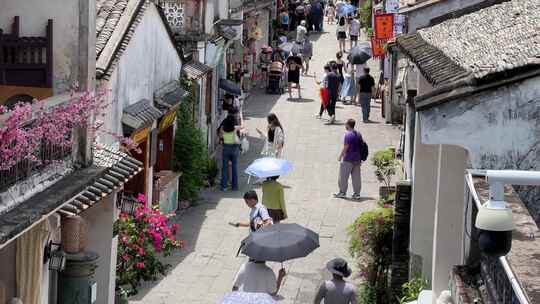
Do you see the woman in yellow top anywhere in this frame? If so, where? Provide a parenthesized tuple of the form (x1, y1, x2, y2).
(262, 176, 287, 223)
(219, 114, 244, 191)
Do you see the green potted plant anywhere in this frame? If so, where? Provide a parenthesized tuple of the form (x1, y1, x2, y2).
(371, 148, 398, 198)
(114, 287, 129, 304)
(399, 276, 429, 304)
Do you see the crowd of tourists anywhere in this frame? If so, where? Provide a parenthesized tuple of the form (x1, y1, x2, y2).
(216, 2, 373, 303)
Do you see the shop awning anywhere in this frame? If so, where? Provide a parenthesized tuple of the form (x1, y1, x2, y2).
(60, 145, 143, 216)
(122, 99, 163, 132)
(183, 61, 212, 79)
(219, 78, 242, 95)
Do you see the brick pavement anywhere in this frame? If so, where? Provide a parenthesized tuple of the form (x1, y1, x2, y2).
(131, 24, 400, 303)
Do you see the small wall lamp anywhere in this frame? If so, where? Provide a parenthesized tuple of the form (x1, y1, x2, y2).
(43, 241, 66, 272)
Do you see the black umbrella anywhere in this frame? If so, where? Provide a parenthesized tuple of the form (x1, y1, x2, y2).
(349, 42, 372, 65)
(240, 223, 319, 262)
(219, 78, 242, 95)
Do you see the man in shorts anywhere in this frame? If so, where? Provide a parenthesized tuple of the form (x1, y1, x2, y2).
(348, 17, 360, 50)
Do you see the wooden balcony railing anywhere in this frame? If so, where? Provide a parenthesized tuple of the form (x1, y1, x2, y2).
(0, 16, 53, 88)
(0, 140, 72, 192)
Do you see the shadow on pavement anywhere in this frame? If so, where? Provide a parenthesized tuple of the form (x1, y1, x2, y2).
(286, 97, 315, 103)
(131, 90, 283, 300)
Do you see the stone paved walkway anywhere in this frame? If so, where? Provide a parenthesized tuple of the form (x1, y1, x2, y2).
(131, 24, 400, 303)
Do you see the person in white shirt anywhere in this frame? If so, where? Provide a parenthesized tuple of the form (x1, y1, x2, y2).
(315, 64, 331, 119)
(296, 20, 308, 44)
(232, 260, 286, 295)
(348, 17, 361, 50)
(232, 190, 273, 232)
(336, 16, 347, 53)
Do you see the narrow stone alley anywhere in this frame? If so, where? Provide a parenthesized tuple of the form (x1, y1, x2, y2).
(132, 24, 400, 304)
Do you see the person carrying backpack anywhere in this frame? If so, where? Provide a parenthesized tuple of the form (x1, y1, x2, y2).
(334, 119, 368, 200)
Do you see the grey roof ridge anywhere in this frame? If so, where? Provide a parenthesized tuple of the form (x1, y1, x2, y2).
(395, 32, 471, 86)
(415, 68, 540, 111)
(96, 0, 147, 79)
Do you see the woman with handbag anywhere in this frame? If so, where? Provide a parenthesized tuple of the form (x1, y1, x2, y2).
(262, 176, 287, 223)
(257, 113, 285, 158)
(219, 114, 244, 191)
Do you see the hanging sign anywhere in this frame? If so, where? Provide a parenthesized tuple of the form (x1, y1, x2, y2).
(394, 14, 406, 35)
(374, 13, 395, 41)
(371, 37, 386, 59)
(385, 0, 400, 13)
(158, 110, 177, 133)
(132, 127, 150, 144)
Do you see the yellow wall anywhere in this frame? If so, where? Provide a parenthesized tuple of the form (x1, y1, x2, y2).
(0, 85, 53, 104)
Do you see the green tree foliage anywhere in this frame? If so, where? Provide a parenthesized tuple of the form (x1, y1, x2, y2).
(359, 1, 373, 33)
(173, 78, 208, 201)
(371, 148, 398, 187)
(349, 207, 394, 303)
(400, 276, 429, 304)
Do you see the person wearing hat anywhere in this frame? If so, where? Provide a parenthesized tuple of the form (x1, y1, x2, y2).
(314, 258, 358, 303)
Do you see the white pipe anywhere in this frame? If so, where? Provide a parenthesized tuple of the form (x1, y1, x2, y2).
(487, 170, 540, 187)
(499, 257, 531, 304)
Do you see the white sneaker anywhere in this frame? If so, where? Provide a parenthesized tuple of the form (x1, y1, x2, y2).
(330, 115, 336, 123)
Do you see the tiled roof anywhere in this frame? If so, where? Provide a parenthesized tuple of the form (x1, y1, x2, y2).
(60, 145, 143, 215)
(96, 0, 148, 79)
(0, 166, 105, 245)
(122, 99, 163, 131)
(95, 1, 183, 80)
(182, 61, 212, 79)
(396, 0, 540, 87)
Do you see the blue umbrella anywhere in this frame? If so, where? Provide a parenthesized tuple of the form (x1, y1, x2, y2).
(245, 157, 293, 179)
(337, 4, 357, 17)
(218, 292, 276, 304)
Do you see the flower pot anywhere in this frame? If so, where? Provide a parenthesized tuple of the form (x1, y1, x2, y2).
(379, 186, 396, 198)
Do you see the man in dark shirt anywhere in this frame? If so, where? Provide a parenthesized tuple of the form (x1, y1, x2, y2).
(325, 64, 341, 124)
(357, 67, 375, 123)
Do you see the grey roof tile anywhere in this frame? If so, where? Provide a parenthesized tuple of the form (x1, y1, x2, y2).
(182, 61, 212, 79)
(396, 0, 540, 87)
(122, 99, 163, 130)
(60, 144, 143, 215)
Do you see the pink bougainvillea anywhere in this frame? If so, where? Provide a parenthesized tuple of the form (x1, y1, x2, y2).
(0, 90, 140, 171)
(115, 194, 182, 295)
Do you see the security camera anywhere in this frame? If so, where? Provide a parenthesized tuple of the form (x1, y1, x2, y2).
(475, 170, 540, 257)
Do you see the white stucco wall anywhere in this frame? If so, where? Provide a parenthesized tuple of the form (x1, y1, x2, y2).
(0, 0, 81, 93)
(404, 0, 487, 32)
(419, 76, 539, 172)
(99, 4, 183, 142)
